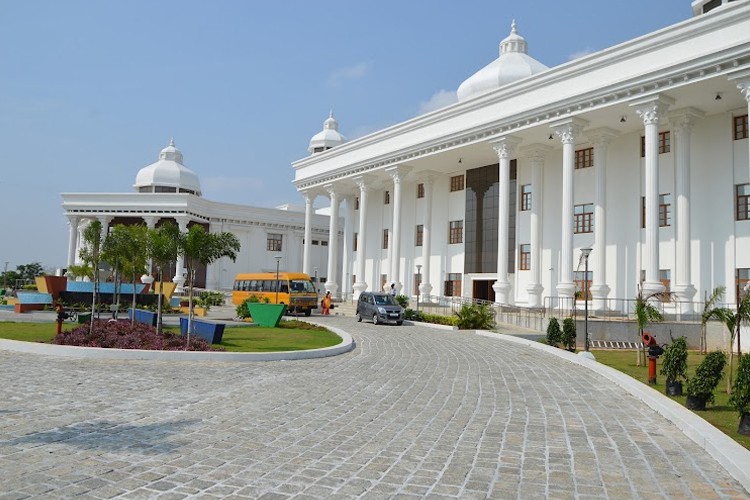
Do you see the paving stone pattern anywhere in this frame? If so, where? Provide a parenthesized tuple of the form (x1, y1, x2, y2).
(0, 317, 748, 499)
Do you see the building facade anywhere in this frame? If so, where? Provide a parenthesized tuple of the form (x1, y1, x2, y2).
(62, 141, 339, 291)
(293, 0, 750, 312)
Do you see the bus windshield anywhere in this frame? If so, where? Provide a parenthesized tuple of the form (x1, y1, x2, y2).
(290, 279, 316, 293)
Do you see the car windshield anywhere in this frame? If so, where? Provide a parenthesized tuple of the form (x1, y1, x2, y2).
(290, 280, 316, 293)
(374, 295, 396, 305)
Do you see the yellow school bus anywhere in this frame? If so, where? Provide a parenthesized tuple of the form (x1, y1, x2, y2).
(232, 272, 318, 316)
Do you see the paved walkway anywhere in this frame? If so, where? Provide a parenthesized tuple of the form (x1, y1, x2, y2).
(0, 316, 748, 499)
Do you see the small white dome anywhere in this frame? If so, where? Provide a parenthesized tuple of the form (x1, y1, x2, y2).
(134, 139, 202, 196)
(457, 20, 548, 102)
(308, 111, 346, 154)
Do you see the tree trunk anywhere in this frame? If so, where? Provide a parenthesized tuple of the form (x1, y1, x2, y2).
(130, 270, 137, 326)
(156, 268, 164, 335)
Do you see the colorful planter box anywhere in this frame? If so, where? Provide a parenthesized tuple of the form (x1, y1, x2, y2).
(128, 308, 158, 327)
(246, 303, 287, 327)
(179, 317, 225, 344)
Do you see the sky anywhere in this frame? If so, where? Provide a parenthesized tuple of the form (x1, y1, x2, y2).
(0, 0, 689, 272)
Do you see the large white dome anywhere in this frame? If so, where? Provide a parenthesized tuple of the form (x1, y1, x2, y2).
(308, 111, 346, 154)
(457, 21, 548, 102)
(134, 139, 202, 196)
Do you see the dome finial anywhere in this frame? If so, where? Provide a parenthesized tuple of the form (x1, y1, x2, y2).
(329, 109, 334, 119)
(511, 19, 517, 34)
(169, 137, 175, 147)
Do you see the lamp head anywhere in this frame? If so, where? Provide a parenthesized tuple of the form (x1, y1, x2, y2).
(580, 247, 592, 258)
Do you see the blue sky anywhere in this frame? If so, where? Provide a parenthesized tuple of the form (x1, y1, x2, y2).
(0, 0, 688, 270)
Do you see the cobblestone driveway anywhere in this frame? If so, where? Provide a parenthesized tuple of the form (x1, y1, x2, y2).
(0, 317, 747, 499)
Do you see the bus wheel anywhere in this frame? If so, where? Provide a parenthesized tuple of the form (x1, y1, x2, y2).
(304, 309, 311, 317)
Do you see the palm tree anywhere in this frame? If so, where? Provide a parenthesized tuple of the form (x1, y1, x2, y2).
(714, 291, 750, 394)
(177, 225, 240, 346)
(77, 220, 103, 335)
(634, 284, 663, 367)
(701, 287, 726, 355)
(103, 224, 149, 324)
(147, 222, 180, 334)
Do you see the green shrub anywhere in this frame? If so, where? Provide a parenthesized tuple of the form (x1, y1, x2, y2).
(562, 318, 576, 350)
(454, 303, 495, 330)
(198, 290, 225, 307)
(236, 299, 253, 319)
(404, 308, 421, 321)
(686, 351, 727, 405)
(546, 317, 562, 348)
(418, 312, 458, 327)
(660, 336, 689, 383)
(730, 354, 750, 417)
(395, 294, 409, 309)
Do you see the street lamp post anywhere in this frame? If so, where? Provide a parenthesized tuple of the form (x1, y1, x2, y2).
(416, 264, 422, 315)
(579, 248, 593, 360)
(275, 256, 282, 304)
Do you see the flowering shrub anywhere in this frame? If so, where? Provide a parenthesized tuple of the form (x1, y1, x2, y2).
(53, 320, 222, 351)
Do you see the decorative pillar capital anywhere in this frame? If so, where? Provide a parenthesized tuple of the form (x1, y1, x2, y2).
(490, 135, 523, 159)
(728, 68, 750, 102)
(584, 127, 619, 150)
(65, 214, 80, 226)
(353, 174, 374, 193)
(324, 183, 339, 200)
(550, 117, 588, 145)
(175, 217, 189, 232)
(629, 94, 675, 126)
(668, 107, 705, 134)
(385, 164, 413, 184)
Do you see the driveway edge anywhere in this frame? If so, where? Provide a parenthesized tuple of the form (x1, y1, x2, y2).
(477, 330, 750, 494)
(0, 324, 354, 362)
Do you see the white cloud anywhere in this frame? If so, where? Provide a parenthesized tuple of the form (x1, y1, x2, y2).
(417, 89, 458, 115)
(568, 48, 595, 61)
(328, 62, 371, 86)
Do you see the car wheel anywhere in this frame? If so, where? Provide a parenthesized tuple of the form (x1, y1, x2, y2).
(356, 311, 362, 322)
(372, 314, 379, 325)
(396, 320, 403, 326)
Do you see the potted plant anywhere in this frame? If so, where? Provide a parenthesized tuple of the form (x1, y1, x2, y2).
(685, 351, 727, 411)
(562, 317, 576, 351)
(730, 354, 750, 436)
(660, 336, 688, 396)
(245, 295, 287, 327)
(546, 317, 562, 348)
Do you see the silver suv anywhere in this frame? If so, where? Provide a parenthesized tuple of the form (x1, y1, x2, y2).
(356, 292, 404, 325)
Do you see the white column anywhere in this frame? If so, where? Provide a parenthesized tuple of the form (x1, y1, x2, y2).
(205, 222, 220, 290)
(324, 185, 340, 299)
(385, 165, 412, 294)
(173, 218, 189, 291)
(419, 173, 436, 302)
(490, 136, 522, 305)
(353, 176, 371, 299)
(302, 192, 314, 276)
(552, 118, 588, 300)
(586, 128, 619, 311)
(632, 95, 673, 297)
(669, 108, 703, 310)
(142, 216, 158, 277)
(341, 194, 355, 299)
(66, 215, 80, 268)
(520, 145, 551, 308)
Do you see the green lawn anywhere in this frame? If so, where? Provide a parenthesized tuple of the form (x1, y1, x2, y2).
(0, 320, 342, 352)
(593, 349, 750, 451)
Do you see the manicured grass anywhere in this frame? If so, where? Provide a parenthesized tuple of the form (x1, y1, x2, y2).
(593, 349, 750, 451)
(0, 322, 57, 342)
(0, 320, 342, 353)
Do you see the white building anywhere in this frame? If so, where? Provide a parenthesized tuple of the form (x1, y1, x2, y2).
(293, 0, 750, 313)
(62, 140, 339, 291)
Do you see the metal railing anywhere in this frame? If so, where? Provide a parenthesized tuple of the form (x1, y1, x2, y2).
(542, 295, 731, 323)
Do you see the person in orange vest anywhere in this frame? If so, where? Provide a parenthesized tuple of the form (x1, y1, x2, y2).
(322, 291, 332, 315)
